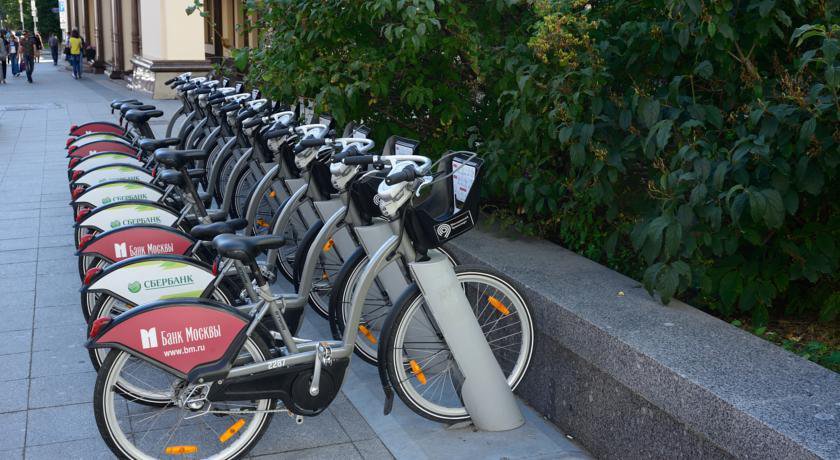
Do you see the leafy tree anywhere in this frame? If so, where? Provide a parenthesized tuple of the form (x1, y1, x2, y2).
(0, 0, 60, 36)
(232, 0, 838, 325)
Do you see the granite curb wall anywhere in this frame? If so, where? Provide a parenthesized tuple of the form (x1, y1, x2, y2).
(448, 228, 840, 459)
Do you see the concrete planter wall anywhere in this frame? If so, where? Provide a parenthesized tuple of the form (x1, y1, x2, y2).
(448, 227, 839, 459)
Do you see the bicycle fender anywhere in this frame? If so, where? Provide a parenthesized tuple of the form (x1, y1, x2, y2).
(67, 132, 131, 149)
(72, 181, 163, 209)
(75, 201, 179, 233)
(68, 141, 137, 159)
(69, 153, 143, 175)
(70, 121, 126, 137)
(70, 164, 153, 189)
(87, 299, 249, 378)
(76, 225, 196, 263)
(83, 255, 216, 307)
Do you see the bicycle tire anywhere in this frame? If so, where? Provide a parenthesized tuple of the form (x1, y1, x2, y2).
(94, 335, 274, 459)
(329, 246, 460, 364)
(381, 265, 534, 423)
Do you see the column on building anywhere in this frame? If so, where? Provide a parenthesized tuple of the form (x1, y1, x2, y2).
(129, 0, 211, 98)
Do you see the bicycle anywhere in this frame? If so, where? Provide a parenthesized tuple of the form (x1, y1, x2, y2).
(86, 151, 533, 458)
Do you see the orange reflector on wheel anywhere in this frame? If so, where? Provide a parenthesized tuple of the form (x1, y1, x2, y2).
(256, 218, 269, 228)
(358, 325, 377, 344)
(488, 296, 510, 315)
(219, 419, 245, 443)
(165, 445, 198, 455)
(322, 239, 334, 252)
(269, 191, 277, 198)
(321, 271, 329, 280)
(409, 359, 427, 385)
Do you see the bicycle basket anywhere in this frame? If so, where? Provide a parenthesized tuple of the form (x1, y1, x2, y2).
(310, 159, 338, 198)
(350, 170, 388, 224)
(405, 152, 483, 252)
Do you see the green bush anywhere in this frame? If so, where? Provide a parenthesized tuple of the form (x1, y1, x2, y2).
(227, 0, 838, 325)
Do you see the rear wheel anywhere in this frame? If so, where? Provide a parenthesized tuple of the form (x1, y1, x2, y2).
(215, 151, 240, 205)
(230, 163, 263, 219)
(74, 226, 98, 249)
(383, 266, 534, 423)
(248, 178, 288, 237)
(271, 203, 313, 283)
(94, 336, 273, 459)
(79, 258, 108, 321)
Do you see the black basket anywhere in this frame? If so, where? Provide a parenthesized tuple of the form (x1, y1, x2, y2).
(405, 152, 483, 252)
(310, 160, 338, 198)
(350, 171, 388, 224)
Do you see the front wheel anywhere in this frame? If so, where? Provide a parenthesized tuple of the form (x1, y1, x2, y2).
(330, 247, 460, 365)
(292, 221, 346, 318)
(94, 336, 274, 459)
(382, 266, 534, 423)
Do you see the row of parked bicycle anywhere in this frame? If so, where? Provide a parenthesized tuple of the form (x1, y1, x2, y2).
(65, 72, 534, 459)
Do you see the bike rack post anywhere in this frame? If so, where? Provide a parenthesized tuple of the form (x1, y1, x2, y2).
(409, 253, 524, 431)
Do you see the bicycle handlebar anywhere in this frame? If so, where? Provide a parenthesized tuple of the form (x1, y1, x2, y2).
(293, 137, 326, 154)
(236, 108, 257, 123)
(332, 145, 360, 163)
(265, 127, 292, 140)
(220, 101, 241, 113)
(385, 168, 418, 185)
(301, 138, 326, 148)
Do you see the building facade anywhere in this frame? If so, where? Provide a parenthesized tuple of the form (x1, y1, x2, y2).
(64, 0, 256, 98)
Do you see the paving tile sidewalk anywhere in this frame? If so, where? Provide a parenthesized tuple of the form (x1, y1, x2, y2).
(0, 60, 590, 459)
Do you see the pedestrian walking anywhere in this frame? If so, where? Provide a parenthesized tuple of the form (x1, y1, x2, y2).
(34, 33, 43, 63)
(8, 32, 19, 78)
(19, 31, 36, 83)
(0, 30, 8, 84)
(68, 29, 83, 79)
(49, 33, 59, 65)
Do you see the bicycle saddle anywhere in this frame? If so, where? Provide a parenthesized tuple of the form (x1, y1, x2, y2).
(190, 218, 248, 241)
(110, 98, 140, 110)
(212, 234, 286, 262)
(154, 149, 209, 169)
(138, 137, 180, 152)
(156, 169, 186, 187)
(120, 104, 154, 115)
(156, 167, 205, 187)
(124, 109, 164, 123)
